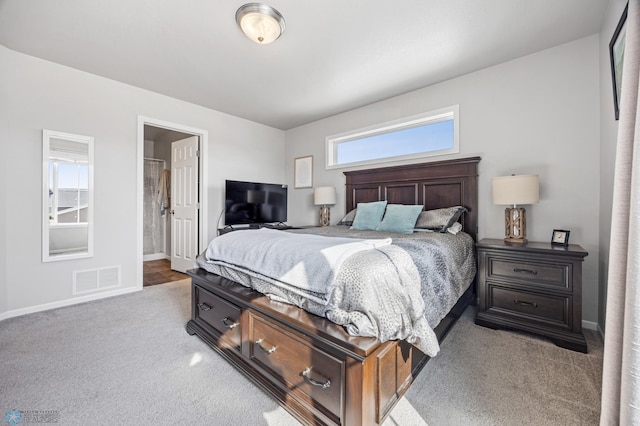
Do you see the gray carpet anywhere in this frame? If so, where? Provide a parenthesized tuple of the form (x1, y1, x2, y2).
(0, 279, 602, 425)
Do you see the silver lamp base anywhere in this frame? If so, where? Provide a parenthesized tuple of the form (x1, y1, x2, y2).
(319, 205, 331, 227)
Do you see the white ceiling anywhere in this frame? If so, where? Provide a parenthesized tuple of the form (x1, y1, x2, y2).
(0, 0, 610, 130)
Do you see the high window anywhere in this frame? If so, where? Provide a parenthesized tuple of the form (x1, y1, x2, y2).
(326, 105, 459, 169)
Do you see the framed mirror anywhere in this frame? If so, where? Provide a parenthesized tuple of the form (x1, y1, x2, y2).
(42, 130, 94, 262)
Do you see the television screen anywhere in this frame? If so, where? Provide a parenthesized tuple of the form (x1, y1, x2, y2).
(224, 180, 288, 226)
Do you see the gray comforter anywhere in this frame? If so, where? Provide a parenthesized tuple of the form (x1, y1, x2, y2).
(204, 228, 393, 304)
(196, 226, 476, 357)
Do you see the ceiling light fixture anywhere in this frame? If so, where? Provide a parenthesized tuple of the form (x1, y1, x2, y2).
(236, 3, 285, 45)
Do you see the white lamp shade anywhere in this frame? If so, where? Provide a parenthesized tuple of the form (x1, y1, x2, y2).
(314, 187, 336, 205)
(492, 174, 539, 206)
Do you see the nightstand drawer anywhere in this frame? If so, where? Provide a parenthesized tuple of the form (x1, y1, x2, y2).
(487, 256, 569, 289)
(488, 285, 570, 327)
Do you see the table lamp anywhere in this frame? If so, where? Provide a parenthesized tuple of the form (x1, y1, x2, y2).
(314, 187, 336, 227)
(492, 174, 539, 244)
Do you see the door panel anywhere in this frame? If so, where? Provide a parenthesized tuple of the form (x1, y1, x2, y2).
(171, 136, 199, 273)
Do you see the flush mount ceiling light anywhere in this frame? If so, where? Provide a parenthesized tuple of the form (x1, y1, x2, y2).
(236, 3, 285, 44)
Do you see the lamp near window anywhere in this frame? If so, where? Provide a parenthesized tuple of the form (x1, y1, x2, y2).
(492, 174, 539, 244)
(314, 187, 336, 227)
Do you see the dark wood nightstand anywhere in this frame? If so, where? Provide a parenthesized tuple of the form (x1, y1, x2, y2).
(475, 238, 588, 352)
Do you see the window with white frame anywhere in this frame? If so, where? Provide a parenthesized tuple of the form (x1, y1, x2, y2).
(48, 139, 90, 225)
(325, 105, 459, 169)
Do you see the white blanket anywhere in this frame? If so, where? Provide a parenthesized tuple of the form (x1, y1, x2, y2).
(205, 228, 391, 304)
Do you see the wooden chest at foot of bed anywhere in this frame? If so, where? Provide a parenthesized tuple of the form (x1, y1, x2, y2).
(185, 268, 430, 426)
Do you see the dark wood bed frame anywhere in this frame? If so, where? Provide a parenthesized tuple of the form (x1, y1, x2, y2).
(186, 156, 480, 426)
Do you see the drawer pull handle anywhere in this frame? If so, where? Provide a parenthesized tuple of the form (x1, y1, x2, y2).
(221, 317, 239, 329)
(255, 339, 277, 354)
(197, 303, 212, 311)
(514, 268, 538, 275)
(301, 367, 331, 389)
(514, 299, 538, 308)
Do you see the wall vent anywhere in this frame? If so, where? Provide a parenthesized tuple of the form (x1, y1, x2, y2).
(73, 266, 121, 295)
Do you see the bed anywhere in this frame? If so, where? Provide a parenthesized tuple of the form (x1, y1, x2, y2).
(186, 156, 480, 426)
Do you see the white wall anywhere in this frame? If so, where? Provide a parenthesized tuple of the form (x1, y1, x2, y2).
(0, 45, 285, 317)
(599, 0, 627, 332)
(285, 36, 601, 325)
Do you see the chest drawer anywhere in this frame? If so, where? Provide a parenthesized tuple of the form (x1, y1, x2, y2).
(194, 285, 242, 348)
(247, 311, 344, 423)
(487, 285, 571, 329)
(486, 256, 570, 289)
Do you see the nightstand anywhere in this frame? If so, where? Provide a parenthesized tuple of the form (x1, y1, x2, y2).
(475, 238, 588, 352)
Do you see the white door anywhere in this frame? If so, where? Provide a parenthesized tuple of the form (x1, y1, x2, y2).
(171, 136, 199, 273)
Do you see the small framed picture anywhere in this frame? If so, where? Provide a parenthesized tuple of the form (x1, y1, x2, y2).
(551, 229, 570, 246)
(294, 155, 313, 188)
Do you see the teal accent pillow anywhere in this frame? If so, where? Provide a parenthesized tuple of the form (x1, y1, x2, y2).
(376, 204, 423, 234)
(350, 201, 388, 231)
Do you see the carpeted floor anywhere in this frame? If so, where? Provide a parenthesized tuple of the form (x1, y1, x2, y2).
(0, 279, 602, 425)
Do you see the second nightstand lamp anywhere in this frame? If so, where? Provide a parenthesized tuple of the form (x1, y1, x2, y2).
(492, 174, 539, 244)
(314, 186, 336, 227)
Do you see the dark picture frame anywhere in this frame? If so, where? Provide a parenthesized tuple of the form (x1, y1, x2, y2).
(551, 229, 570, 246)
(609, 3, 628, 120)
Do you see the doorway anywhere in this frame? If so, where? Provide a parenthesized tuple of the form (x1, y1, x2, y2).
(137, 116, 209, 287)
(143, 259, 188, 286)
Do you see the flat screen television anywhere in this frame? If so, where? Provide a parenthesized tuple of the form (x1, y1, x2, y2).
(224, 180, 288, 226)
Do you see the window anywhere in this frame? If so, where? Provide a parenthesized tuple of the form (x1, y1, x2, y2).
(326, 105, 459, 169)
(48, 161, 89, 224)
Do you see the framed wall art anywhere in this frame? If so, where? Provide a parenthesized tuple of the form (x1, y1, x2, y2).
(294, 155, 313, 188)
(609, 3, 628, 120)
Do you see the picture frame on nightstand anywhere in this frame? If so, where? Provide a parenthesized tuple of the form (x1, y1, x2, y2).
(551, 229, 570, 246)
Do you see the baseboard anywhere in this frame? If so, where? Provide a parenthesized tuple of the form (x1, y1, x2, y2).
(598, 323, 605, 340)
(582, 319, 598, 331)
(0, 285, 143, 322)
(143, 253, 168, 261)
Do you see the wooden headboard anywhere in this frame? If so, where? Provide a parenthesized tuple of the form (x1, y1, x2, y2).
(343, 157, 480, 241)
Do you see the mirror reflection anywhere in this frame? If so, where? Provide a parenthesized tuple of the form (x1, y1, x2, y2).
(42, 130, 94, 262)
